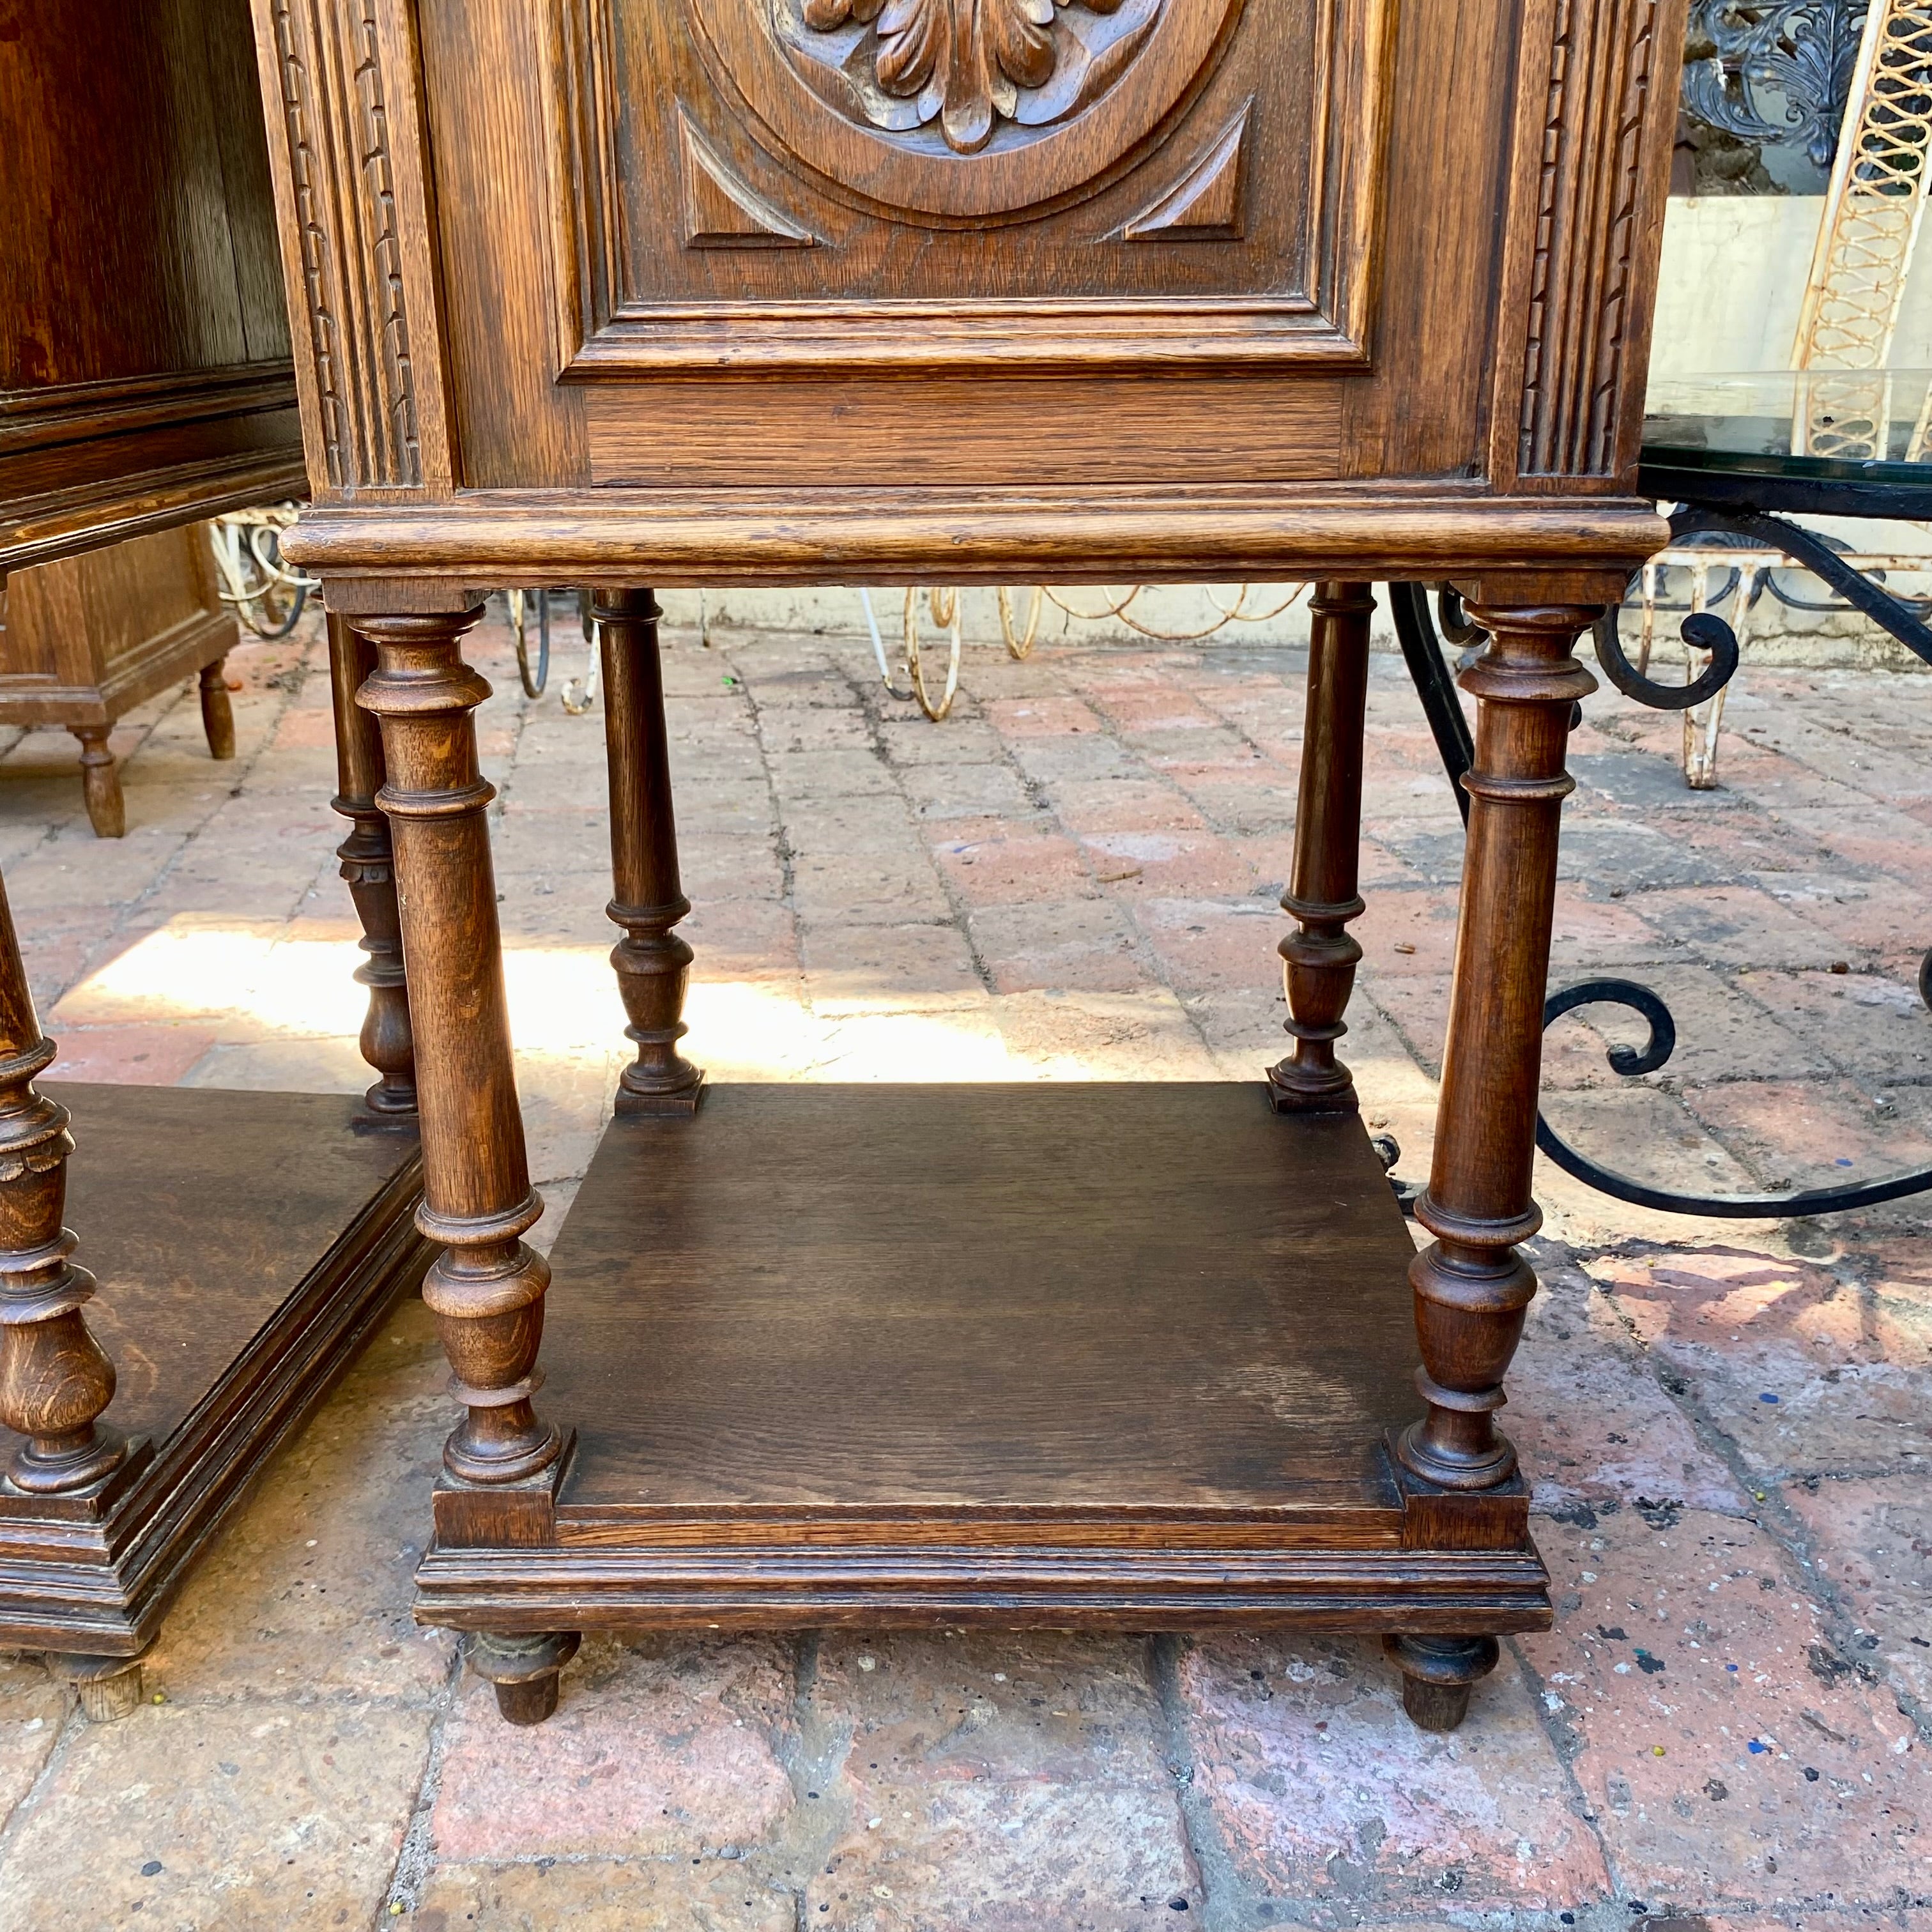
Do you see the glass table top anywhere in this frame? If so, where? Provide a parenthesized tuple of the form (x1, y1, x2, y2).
(1640, 369, 1932, 510)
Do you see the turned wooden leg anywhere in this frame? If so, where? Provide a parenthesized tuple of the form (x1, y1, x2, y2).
(327, 613, 415, 1117)
(468, 1629, 579, 1724)
(354, 606, 560, 1488)
(593, 588, 704, 1116)
(1384, 1633, 1499, 1732)
(1269, 581, 1373, 1113)
(198, 658, 236, 761)
(1397, 597, 1599, 1491)
(0, 868, 126, 1494)
(70, 728, 123, 839)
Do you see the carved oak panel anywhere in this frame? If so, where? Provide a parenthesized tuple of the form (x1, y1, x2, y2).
(550, 0, 1390, 371)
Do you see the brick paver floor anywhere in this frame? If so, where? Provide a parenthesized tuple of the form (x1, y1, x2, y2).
(0, 603, 1924, 1930)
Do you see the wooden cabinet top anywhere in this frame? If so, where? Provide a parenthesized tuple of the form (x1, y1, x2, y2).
(254, 0, 1687, 589)
(0, 0, 305, 574)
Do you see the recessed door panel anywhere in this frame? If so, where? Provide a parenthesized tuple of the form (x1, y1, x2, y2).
(550, 0, 1392, 372)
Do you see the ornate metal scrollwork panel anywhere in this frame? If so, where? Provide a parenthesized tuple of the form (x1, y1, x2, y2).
(1680, 0, 1868, 169)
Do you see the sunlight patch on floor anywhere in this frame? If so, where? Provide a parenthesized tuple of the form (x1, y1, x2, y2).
(50, 916, 1103, 1082)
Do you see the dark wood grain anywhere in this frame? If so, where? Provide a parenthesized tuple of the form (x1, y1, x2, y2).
(0, 886, 125, 1495)
(543, 1084, 1418, 1514)
(1399, 591, 1601, 1492)
(0, 0, 301, 574)
(286, 491, 1669, 592)
(583, 379, 1346, 489)
(415, 1084, 1551, 1644)
(355, 608, 560, 1487)
(326, 610, 415, 1116)
(0, 1083, 429, 1657)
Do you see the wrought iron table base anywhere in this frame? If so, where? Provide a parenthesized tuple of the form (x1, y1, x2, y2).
(1392, 542, 1932, 1222)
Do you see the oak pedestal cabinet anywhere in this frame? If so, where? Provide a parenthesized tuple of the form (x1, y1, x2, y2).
(0, 522, 240, 838)
(0, 0, 429, 1712)
(251, 0, 1686, 1727)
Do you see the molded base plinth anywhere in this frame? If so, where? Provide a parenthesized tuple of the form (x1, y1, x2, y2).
(417, 1085, 1549, 1729)
(0, 1085, 430, 1656)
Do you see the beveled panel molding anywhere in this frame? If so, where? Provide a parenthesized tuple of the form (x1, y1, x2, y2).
(546, 0, 1391, 374)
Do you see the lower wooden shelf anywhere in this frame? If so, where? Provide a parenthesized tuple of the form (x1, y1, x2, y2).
(0, 1084, 431, 1657)
(416, 1084, 1550, 1639)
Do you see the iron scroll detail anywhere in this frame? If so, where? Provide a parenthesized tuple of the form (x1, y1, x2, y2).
(1538, 979, 1932, 1217)
(1393, 579, 1932, 1220)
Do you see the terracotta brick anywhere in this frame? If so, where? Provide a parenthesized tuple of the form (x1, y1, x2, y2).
(40, 1022, 216, 1084)
(989, 987, 1220, 1079)
(0, 1657, 68, 1822)
(1632, 885, 1851, 970)
(1586, 1246, 1932, 1476)
(800, 920, 983, 1012)
(1179, 1632, 1609, 1909)
(1172, 774, 1302, 836)
(1522, 1508, 1928, 1905)
(1735, 967, 1932, 1080)
(898, 763, 1034, 821)
(432, 1635, 796, 1862)
(794, 849, 953, 924)
(1079, 830, 1258, 898)
(412, 1859, 794, 1931)
(970, 898, 1149, 995)
(1043, 779, 1209, 837)
(1130, 896, 1286, 993)
(1683, 1078, 1932, 1206)
(1351, 887, 1463, 977)
(1784, 1475, 1932, 1710)
(147, 1298, 456, 1704)
(0, 1700, 431, 1932)
(985, 695, 1108, 739)
(804, 1632, 1198, 1930)
(1090, 689, 1222, 734)
(932, 831, 1092, 905)
(1512, 1257, 1749, 1518)
(767, 748, 898, 801)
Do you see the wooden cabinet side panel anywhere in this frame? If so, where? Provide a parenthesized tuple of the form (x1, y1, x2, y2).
(0, 0, 251, 391)
(0, 526, 232, 720)
(1340, 0, 1521, 480)
(417, 0, 589, 489)
(247, 0, 457, 498)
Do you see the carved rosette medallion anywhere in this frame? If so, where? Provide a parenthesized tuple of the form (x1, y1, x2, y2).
(684, 0, 1233, 222)
(789, 0, 1160, 155)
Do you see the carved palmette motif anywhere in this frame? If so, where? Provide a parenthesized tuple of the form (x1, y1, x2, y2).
(788, 0, 1161, 154)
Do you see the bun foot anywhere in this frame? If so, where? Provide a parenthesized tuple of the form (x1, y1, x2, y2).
(468, 1630, 580, 1726)
(496, 1675, 560, 1725)
(1384, 1632, 1499, 1733)
(59, 1649, 150, 1722)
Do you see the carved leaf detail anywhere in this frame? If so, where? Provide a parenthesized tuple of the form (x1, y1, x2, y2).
(806, 0, 1138, 153)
